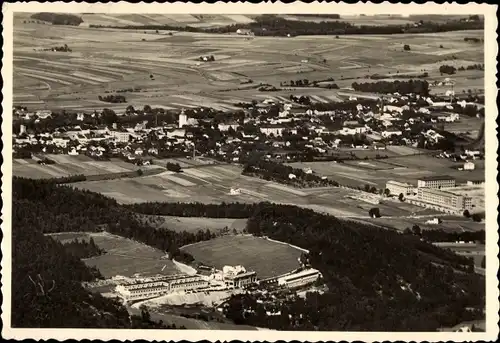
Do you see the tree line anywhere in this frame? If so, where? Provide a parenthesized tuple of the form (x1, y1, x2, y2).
(62, 237, 106, 259)
(352, 80, 430, 96)
(404, 227, 485, 243)
(98, 94, 127, 103)
(242, 159, 340, 188)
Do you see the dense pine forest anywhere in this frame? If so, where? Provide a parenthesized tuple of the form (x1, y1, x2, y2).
(12, 177, 484, 330)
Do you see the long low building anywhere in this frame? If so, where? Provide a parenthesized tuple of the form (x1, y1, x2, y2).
(115, 274, 208, 301)
(417, 175, 456, 189)
(277, 268, 322, 289)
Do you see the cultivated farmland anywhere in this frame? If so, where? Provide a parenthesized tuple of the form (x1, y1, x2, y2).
(13, 155, 161, 179)
(72, 164, 376, 217)
(13, 16, 484, 112)
(181, 235, 304, 279)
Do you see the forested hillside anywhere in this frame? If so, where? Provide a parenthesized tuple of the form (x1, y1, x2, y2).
(223, 207, 485, 331)
(11, 177, 201, 328)
(11, 177, 484, 330)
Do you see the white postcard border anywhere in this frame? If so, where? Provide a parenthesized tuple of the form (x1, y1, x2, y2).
(1, 2, 498, 342)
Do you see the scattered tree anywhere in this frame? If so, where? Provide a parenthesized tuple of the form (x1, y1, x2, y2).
(412, 224, 422, 236)
(369, 207, 381, 218)
(471, 213, 482, 222)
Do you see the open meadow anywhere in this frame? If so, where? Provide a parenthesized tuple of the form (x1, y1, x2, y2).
(139, 215, 248, 233)
(48, 231, 179, 278)
(181, 235, 303, 279)
(13, 15, 483, 112)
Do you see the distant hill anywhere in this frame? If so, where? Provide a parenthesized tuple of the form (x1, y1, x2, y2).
(30, 13, 83, 26)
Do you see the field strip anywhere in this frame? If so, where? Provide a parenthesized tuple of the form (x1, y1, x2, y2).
(14, 159, 31, 165)
(183, 168, 220, 181)
(70, 71, 115, 83)
(209, 165, 241, 177)
(325, 94, 343, 101)
(310, 95, 327, 103)
(223, 14, 254, 23)
(239, 188, 269, 199)
(84, 161, 130, 173)
(273, 95, 292, 103)
(96, 13, 141, 26)
(42, 164, 72, 176)
(27, 164, 62, 177)
(13, 93, 35, 98)
(143, 171, 175, 178)
(336, 172, 378, 185)
(170, 103, 199, 109)
(18, 72, 72, 85)
(13, 99, 46, 105)
(264, 183, 307, 197)
(162, 174, 197, 187)
(172, 171, 209, 184)
(46, 155, 82, 165)
(18, 67, 99, 85)
(192, 169, 225, 181)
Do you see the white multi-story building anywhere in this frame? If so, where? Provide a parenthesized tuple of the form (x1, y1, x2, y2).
(179, 110, 188, 128)
(417, 176, 456, 189)
(260, 126, 285, 137)
(109, 131, 130, 143)
(386, 180, 414, 196)
(416, 187, 472, 213)
(277, 268, 322, 289)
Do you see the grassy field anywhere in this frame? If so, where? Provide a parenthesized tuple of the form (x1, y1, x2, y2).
(49, 232, 179, 278)
(139, 215, 248, 233)
(13, 16, 483, 112)
(181, 235, 303, 279)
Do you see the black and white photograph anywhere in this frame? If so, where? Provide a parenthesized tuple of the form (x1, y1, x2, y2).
(1, 2, 498, 342)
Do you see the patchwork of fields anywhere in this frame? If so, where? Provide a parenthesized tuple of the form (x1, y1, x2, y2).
(48, 232, 179, 278)
(13, 17, 484, 112)
(13, 155, 156, 179)
(181, 235, 303, 279)
(289, 153, 485, 189)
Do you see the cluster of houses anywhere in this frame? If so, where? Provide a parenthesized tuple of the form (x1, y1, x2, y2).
(13, 91, 483, 165)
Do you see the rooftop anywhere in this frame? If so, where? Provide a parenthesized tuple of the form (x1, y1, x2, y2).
(419, 175, 456, 181)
